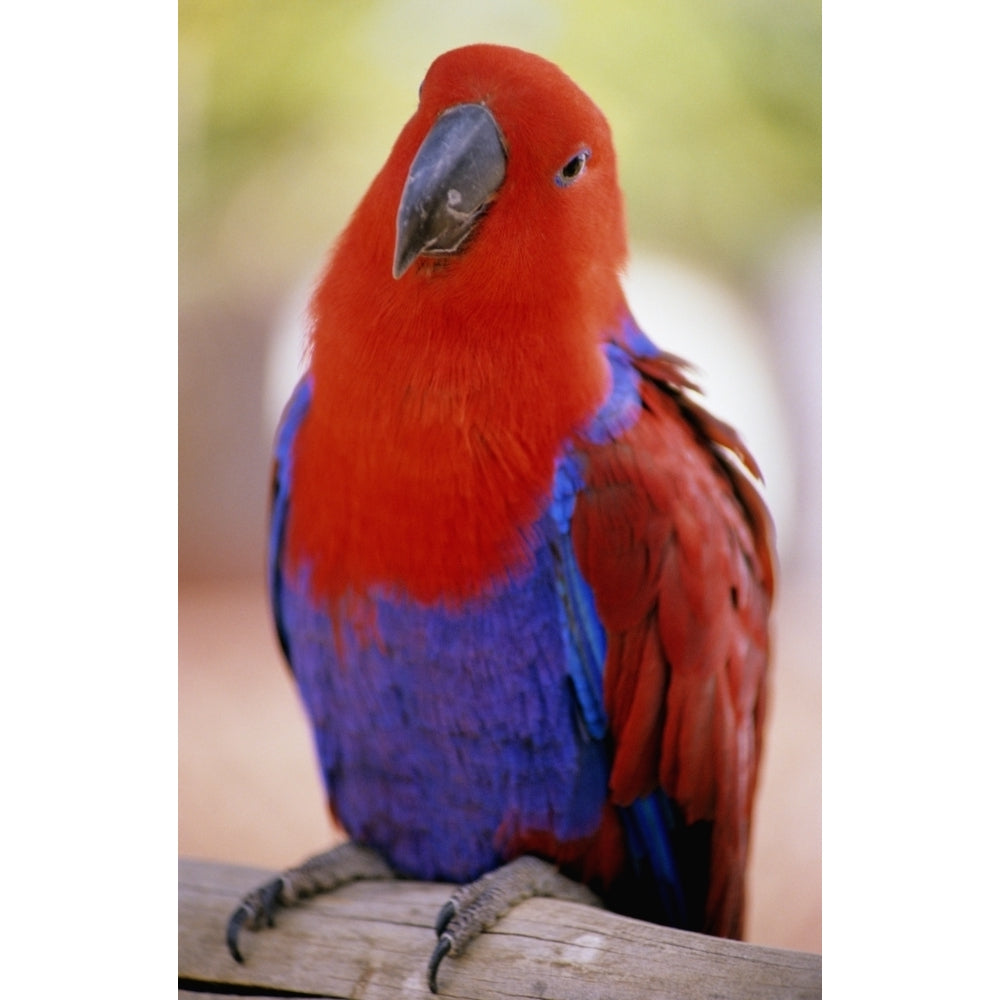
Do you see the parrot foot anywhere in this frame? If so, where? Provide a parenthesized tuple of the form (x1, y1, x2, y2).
(225, 842, 394, 963)
(428, 855, 601, 993)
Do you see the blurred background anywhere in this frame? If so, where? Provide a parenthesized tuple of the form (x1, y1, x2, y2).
(179, 0, 821, 954)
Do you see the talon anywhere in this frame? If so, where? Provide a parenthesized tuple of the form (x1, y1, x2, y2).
(428, 934, 452, 994)
(226, 905, 250, 963)
(223, 846, 397, 965)
(226, 877, 284, 963)
(434, 899, 455, 936)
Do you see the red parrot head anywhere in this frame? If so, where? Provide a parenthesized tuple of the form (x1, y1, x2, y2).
(297, 45, 633, 602)
(315, 44, 629, 343)
(389, 44, 628, 297)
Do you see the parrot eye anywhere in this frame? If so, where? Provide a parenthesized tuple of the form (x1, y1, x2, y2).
(555, 148, 590, 187)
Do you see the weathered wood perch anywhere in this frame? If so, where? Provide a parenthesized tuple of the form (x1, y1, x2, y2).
(179, 857, 820, 999)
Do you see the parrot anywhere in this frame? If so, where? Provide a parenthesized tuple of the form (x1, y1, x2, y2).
(226, 43, 775, 993)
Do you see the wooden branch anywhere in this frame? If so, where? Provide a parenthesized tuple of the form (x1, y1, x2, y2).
(179, 857, 820, 999)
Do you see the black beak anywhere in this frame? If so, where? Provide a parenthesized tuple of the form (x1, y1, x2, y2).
(393, 103, 507, 279)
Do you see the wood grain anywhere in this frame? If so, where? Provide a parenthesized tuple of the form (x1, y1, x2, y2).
(179, 857, 820, 998)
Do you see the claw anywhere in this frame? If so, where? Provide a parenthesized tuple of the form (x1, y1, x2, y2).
(425, 857, 603, 990)
(427, 934, 452, 994)
(226, 904, 250, 963)
(224, 845, 397, 965)
(429, 895, 457, 989)
(225, 876, 284, 963)
(434, 899, 455, 936)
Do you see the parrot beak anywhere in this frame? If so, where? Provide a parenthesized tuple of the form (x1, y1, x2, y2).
(393, 103, 507, 279)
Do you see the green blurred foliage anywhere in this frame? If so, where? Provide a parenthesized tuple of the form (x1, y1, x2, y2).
(565, 0, 821, 274)
(179, 0, 819, 303)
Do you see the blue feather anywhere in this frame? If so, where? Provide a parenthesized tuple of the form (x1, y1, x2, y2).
(269, 375, 312, 662)
(621, 792, 690, 927)
(550, 452, 607, 741)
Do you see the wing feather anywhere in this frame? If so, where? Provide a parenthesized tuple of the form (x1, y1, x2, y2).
(573, 343, 774, 937)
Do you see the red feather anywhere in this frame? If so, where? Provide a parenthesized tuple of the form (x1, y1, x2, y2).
(574, 351, 774, 937)
(285, 45, 630, 606)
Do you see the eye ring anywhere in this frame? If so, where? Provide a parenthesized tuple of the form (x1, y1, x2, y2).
(555, 148, 591, 187)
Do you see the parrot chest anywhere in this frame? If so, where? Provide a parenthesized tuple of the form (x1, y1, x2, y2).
(282, 532, 609, 883)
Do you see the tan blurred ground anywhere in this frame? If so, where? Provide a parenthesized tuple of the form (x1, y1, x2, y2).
(178, 569, 819, 954)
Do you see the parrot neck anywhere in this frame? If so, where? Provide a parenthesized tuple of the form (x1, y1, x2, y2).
(286, 253, 626, 606)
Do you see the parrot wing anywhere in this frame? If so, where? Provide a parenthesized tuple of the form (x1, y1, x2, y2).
(568, 318, 775, 937)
